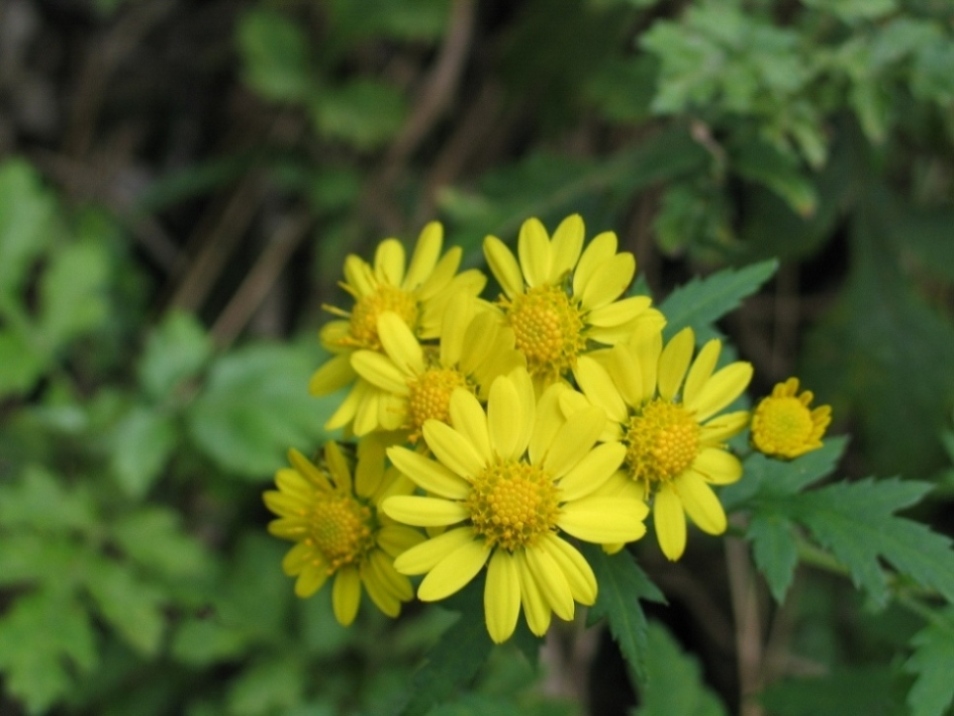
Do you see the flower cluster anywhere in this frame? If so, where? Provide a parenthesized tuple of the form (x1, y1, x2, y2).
(264, 215, 832, 642)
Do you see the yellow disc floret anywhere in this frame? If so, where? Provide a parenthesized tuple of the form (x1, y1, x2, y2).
(505, 285, 585, 382)
(624, 399, 701, 483)
(467, 460, 561, 552)
(347, 285, 419, 350)
(407, 368, 469, 435)
(309, 494, 376, 572)
(751, 377, 832, 459)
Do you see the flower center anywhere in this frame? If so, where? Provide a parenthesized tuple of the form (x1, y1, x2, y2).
(466, 460, 560, 551)
(348, 285, 419, 350)
(309, 494, 376, 572)
(751, 396, 815, 459)
(505, 284, 585, 383)
(407, 367, 469, 435)
(624, 399, 700, 483)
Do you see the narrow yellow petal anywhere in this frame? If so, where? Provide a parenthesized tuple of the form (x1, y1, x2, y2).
(355, 434, 386, 498)
(558, 496, 648, 544)
(543, 406, 606, 478)
(376, 524, 426, 559)
(483, 236, 524, 299)
(374, 238, 406, 286)
(509, 367, 536, 456)
(378, 312, 425, 376)
(653, 485, 686, 561)
(361, 563, 401, 617)
(387, 447, 471, 499)
(309, 354, 355, 395)
(449, 389, 492, 462)
(572, 231, 617, 297)
(516, 550, 551, 636)
(558, 441, 627, 502)
(418, 539, 491, 601)
(381, 495, 468, 527)
(368, 549, 413, 601)
(488, 374, 525, 460)
(353, 385, 381, 436)
(688, 362, 754, 422)
(700, 410, 750, 443)
(579, 252, 635, 310)
(524, 545, 574, 621)
(351, 351, 409, 394)
(658, 328, 694, 401)
(324, 381, 363, 430)
(332, 567, 362, 626)
(438, 293, 476, 368)
(549, 214, 585, 281)
(343, 254, 374, 296)
(422, 420, 486, 478)
(574, 356, 628, 423)
(287, 449, 332, 491)
(459, 308, 504, 378)
(607, 345, 644, 409)
(393, 526, 475, 574)
(294, 564, 329, 597)
(529, 382, 567, 464)
(417, 247, 463, 302)
(485, 550, 521, 643)
(632, 325, 663, 401)
(517, 217, 552, 288)
(675, 472, 727, 535)
(281, 542, 315, 575)
(404, 221, 443, 290)
(683, 339, 721, 407)
(324, 442, 353, 492)
(690, 448, 743, 485)
(587, 296, 654, 328)
(538, 534, 597, 605)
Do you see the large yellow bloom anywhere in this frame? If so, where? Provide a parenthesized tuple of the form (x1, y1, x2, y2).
(751, 377, 831, 459)
(483, 214, 664, 390)
(381, 369, 648, 643)
(263, 439, 424, 625)
(347, 295, 525, 438)
(309, 222, 486, 430)
(569, 325, 752, 561)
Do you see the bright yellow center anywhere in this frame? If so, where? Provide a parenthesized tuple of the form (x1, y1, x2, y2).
(625, 399, 700, 483)
(309, 494, 375, 572)
(466, 460, 560, 551)
(751, 396, 815, 459)
(505, 284, 585, 383)
(349, 285, 418, 350)
(407, 368, 469, 434)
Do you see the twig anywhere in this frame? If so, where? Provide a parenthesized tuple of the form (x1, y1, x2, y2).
(726, 535, 765, 716)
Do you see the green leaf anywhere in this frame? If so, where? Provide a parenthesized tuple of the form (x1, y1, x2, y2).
(0, 589, 98, 714)
(0, 329, 45, 397)
(731, 139, 818, 217)
(326, 0, 450, 42)
(137, 310, 213, 400)
(0, 159, 56, 297)
(171, 618, 251, 666)
(111, 507, 209, 579)
(186, 342, 330, 478)
(108, 406, 177, 498)
(581, 545, 664, 683)
(746, 512, 799, 603)
(633, 622, 728, 716)
(793, 479, 954, 607)
(83, 557, 166, 656)
(761, 666, 906, 716)
(237, 9, 312, 102)
(659, 260, 778, 341)
(904, 609, 954, 716)
(226, 655, 306, 716)
(311, 79, 407, 150)
(0, 465, 96, 533)
(38, 238, 111, 348)
(802, 0, 897, 22)
(0, 532, 84, 587)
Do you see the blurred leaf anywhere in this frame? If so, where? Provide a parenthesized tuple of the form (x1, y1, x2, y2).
(912, 40, 954, 103)
(171, 618, 250, 666)
(761, 666, 906, 716)
(803, 0, 897, 22)
(311, 80, 407, 150)
(0, 329, 45, 397)
(84, 557, 166, 656)
(731, 138, 818, 217)
(0, 465, 96, 532)
(0, 532, 83, 587)
(584, 56, 657, 123)
(0, 159, 56, 297)
(138, 311, 213, 400)
(746, 512, 799, 603)
(904, 608, 954, 716)
(0, 589, 98, 714)
(109, 406, 177, 498)
(217, 533, 292, 637)
(659, 259, 778, 340)
(632, 622, 728, 716)
(325, 0, 450, 43)
(38, 238, 111, 348)
(889, 205, 954, 285)
(237, 9, 312, 102)
(226, 655, 306, 716)
(653, 181, 733, 256)
(111, 507, 209, 579)
(582, 544, 665, 684)
(187, 342, 329, 478)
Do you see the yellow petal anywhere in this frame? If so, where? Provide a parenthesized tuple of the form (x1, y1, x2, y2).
(417, 247, 463, 302)
(690, 448, 742, 485)
(488, 373, 525, 460)
(573, 356, 627, 423)
(343, 254, 374, 296)
(606, 345, 644, 409)
(543, 407, 606, 478)
(378, 312, 425, 376)
(294, 564, 329, 597)
(459, 308, 504, 378)
(653, 485, 686, 561)
(287, 449, 332, 491)
(483, 235, 524, 299)
(516, 550, 551, 636)
(324, 442, 352, 492)
(381, 495, 469, 527)
(517, 217, 552, 288)
(376, 524, 427, 559)
(309, 354, 355, 395)
(332, 567, 362, 626)
(449, 389, 492, 462)
(325, 380, 363, 430)
(422, 420, 486, 478)
(675, 472, 727, 535)
(282, 542, 316, 575)
(417, 539, 491, 601)
(361, 562, 401, 617)
(485, 550, 521, 643)
(587, 296, 654, 328)
(658, 328, 694, 401)
(578, 252, 635, 310)
(387, 447, 471, 499)
(351, 351, 408, 395)
(367, 549, 413, 601)
(632, 324, 663, 400)
(374, 238, 406, 286)
(558, 441, 627, 501)
(529, 382, 567, 465)
(558, 496, 648, 543)
(404, 221, 443, 290)
(509, 367, 536, 457)
(538, 534, 597, 605)
(438, 293, 475, 368)
(525, 545, 574, 621)
(393, 526, 475, 574)
(549, 214, 585, 281)
(700, 410, 750, 443)
(572, 231, 617, 297)
(687, 362, 754, 423)
(683, 339, 721, 407)
(355, 434, 386, 498)
(353, 385, 381, 436)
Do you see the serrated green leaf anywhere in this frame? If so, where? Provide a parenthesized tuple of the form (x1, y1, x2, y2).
(0, 159, 56, 297)
(659, 260, 778, 340)
(793, 479, 954, 607)
(0, 589, 98, 714)
(38, 238, 111, 348)
(237, 9, 312, 102)
(109, 406, 177, 498)
(581, 545, 664, 683)
(747, 513, 798, 603)
(111, 507, 209, 579)
(186, 343, 330, 478)
(761, 666, 906, 716)
(138, 310, 213, 399)
(0, 465, 96, 533)
(904, 608, 954, 716)
(84, 557, 166, 656)
(633, 622, 728, 716)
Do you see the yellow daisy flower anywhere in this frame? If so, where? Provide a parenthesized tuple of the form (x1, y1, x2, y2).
(751, 377, 831, 459)
(569, 325, 753, 561)
(263, 439, 424, 625)
(347, 295, 525, 438)
(381, 369, 648, 643)
(309, 222, 487, 421)
(483, 214, 664, 390)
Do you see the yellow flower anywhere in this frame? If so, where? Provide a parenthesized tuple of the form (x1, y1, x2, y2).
(483, 214, 664, 390)
(309, 222, 487, 429)
(751, 377, 831, 459)
(347, 295, 525, 438)
(381, 369, 648, 643)
(569, 325, 752, 561)
(263, 439, 424, 625)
